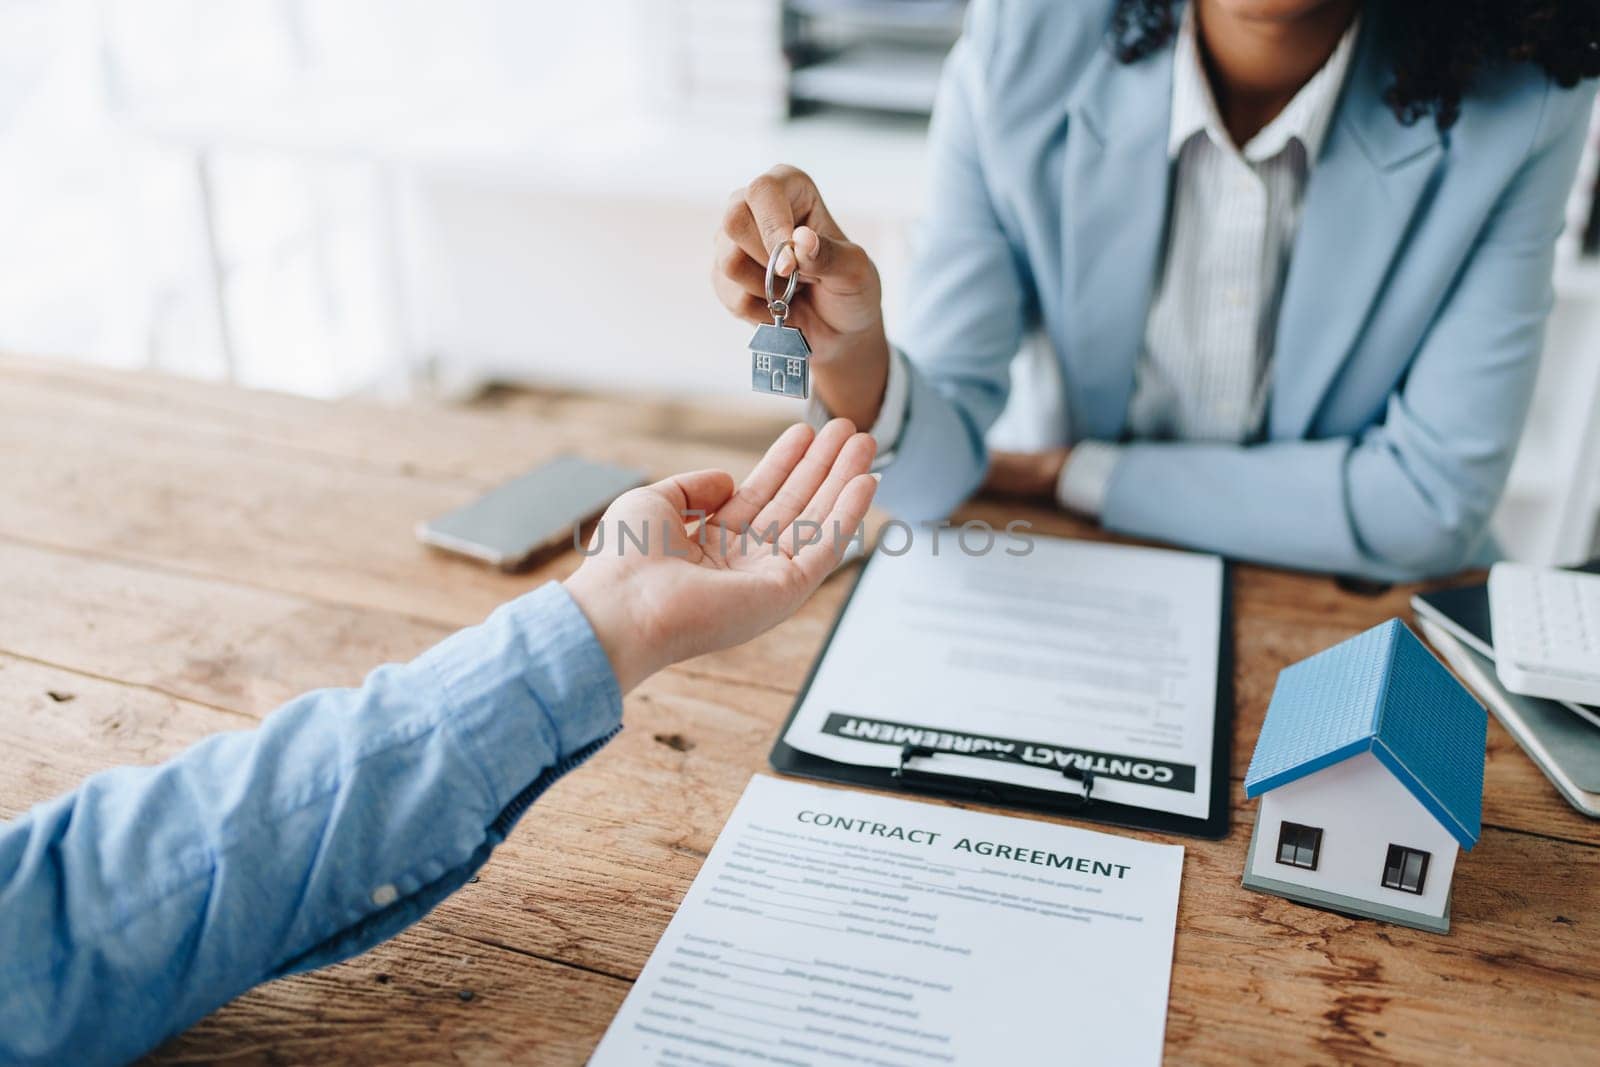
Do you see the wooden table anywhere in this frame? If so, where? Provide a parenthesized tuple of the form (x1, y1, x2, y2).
(3, 355, 1596, 1065)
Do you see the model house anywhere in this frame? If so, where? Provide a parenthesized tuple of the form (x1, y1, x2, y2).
(749, 323, 811, 399)
(1242, 619, 1487, 933)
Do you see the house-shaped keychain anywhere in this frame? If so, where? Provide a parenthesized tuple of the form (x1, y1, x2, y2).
(1241, 619, 1486, 934)
(749, 322, 811, 399)
(751, 239, 812, 399)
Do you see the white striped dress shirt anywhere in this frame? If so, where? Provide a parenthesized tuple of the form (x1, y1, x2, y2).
(1058, 8, 1361, 513)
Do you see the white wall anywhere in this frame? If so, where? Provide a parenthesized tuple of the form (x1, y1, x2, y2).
(1251, 751, 1460, 919)
(1493, 264, 1600, 564)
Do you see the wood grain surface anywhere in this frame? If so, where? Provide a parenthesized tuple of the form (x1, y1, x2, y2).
(1, 354, 1594, 1066)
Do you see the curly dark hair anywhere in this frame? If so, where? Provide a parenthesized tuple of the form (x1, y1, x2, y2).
(1108, 0, 1600, 129)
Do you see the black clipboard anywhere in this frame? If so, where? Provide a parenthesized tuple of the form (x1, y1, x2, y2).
(769, 549, 1235, 840)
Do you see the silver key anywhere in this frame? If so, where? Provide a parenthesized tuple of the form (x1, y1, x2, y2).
(749, 240, 811, 399)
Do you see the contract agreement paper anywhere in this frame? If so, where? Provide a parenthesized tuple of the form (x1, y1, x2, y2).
(783, 535, 1224, 819)
(592, 777, 1190, 1067)
(589, 776, 1184, 1066)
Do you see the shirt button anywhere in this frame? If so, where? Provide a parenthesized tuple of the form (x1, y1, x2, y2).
(371, 883, 399, 907)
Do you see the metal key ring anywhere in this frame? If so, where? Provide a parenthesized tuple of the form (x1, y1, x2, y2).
(765, 240, 799, 323)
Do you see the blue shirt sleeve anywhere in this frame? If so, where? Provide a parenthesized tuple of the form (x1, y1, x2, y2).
(0, 581, 622, 1066)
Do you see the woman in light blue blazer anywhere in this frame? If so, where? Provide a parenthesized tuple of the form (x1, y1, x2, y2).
(714, 0, 1600, 580)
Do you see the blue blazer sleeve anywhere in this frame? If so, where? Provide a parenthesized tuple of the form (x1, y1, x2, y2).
(874, 0, 1032, 521)
(0, 582, 622, 1066)
(1101, 81, 1595, 580)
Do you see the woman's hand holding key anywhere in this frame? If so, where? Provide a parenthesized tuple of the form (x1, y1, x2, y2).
(713, 165, 892, 430)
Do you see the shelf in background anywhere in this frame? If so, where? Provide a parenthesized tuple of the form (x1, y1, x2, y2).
(787, 0, 966, 33)
(790, 44, 948, 114)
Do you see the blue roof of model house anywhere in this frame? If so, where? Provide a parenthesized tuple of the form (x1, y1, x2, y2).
(1244, 619, 1486, 850)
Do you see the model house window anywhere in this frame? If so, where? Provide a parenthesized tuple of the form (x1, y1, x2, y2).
(1381, 845, 1430, 894)
(1275, 822, 1322, 870)
(787, 358, 803, 376)
(755, 354, 772, 371)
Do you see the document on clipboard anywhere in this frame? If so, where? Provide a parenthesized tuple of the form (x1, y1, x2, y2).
(773, 533, 1232, 837)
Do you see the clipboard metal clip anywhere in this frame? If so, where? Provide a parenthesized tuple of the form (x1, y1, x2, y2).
(892, 744, 1095, 809)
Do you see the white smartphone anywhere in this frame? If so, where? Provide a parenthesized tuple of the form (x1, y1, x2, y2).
(416, 455, 646, 569)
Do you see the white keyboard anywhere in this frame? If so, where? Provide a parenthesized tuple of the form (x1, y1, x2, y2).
(1489, 563, 1600, 706)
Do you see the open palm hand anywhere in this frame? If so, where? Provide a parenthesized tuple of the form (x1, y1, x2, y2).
(565, 420, 877, 690)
